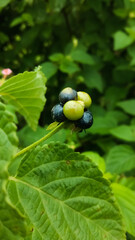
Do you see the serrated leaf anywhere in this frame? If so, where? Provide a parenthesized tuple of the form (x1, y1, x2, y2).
(106, 145, 135, 174)
(117, 100, 135, 116)
(0, 178, 27, 240)
(113, 31, 133, 50)
(82, 151, 106, 173)
(0, 102, 18, 161)
(71, 49, 95, 65)
(41, 61, 58, 79)
(7, 142, 125, 240)
(0, 70, 47, 130)
(110, 125, 135, 141)
(112, 183, 135, 236)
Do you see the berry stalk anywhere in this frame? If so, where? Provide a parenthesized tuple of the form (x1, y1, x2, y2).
(13, 122, 65, 159)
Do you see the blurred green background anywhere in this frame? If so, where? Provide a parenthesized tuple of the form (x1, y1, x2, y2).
(0, 0, 135, 174)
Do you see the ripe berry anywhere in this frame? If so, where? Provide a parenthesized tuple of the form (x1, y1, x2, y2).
(63, 100, 84, 121)
(51, 104, 66, 122)
(59, 87, 77, 104)
(77, 91, 92, 108)
(74, 110, 93, 129)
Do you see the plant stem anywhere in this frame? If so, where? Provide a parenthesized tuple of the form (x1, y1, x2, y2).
(14, 122, 65, 159)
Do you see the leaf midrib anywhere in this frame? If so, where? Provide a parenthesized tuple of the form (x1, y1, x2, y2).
(8, 176, 122, 240)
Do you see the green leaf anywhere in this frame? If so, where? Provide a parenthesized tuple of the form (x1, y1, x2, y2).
(49, 53, 64, 62)
(83, 67, 103, 93)
(106, 145, 135, 174)
(7, 143, 125, 240)
(71, 49, 95, 65)
(0, 0, 11, 8)
(106, 111, 129, 124)
(119, 177, 135, 191)
(0, 102, 18, 161)
(110, 125, 135, 141)
(82, 151, 106, 173)
(60, 58, 80, 74)
(90, 115, 117, 135)
(112, 183, 135, 236)
(48, 0, 66, 12)
(41, 61, 58, 79)
(0, 70, 47, 130)
(113, 31, 133, 50)
(0, 176, 27, 240)
(117, 100, 135, 116)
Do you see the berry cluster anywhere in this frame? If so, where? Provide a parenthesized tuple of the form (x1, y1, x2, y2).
(51, 87, 93, 130)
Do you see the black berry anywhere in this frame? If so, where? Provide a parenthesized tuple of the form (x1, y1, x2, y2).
(74, 110, 93, 129)
(51, 104, 66, 122)
(59, 87, 77, 104)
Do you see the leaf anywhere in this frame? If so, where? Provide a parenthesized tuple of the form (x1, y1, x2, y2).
(0, 0, 11, 8)
(119, 177, 135, 191)
(41, 61, 58, 79)
(0, 69, 47, 130)
(110, 125, 135, 141)
(0, 102, 18, 161)
(0, 171, 27, 239)
(113, 31, 134, 50)
(82, 151, 106, 173)
(106, 145, 135, 174)
(117, 100, 135, 116)
(90, 115, 117, 135)
(48, 0, 66, 12)
(83, 67, 103, 93)
(49, 53, 64, 62)
(71, 49, 95, 65)
(60, 58, 80, 74)
(7, 142, 125, 240)
(106, 111, 129, 124)
(112, 183, 135, 236)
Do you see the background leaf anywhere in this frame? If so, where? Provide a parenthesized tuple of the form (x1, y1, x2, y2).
(113, 31, 133, 50)
(112, 183, 135, 237)
(117, 100, 135, 116)
(82, 151, 106, 173)
(7, 142, 125, 240)
(110, 125, 135, 141)
(106, 145, 135, 174)
(41, 62, 58, 79)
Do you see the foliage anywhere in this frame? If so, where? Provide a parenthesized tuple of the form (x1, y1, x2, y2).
(0, 0, 135, 239)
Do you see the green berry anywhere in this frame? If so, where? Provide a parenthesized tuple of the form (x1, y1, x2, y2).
(63, 100, 84, 121)
(77, 91, 92, 108)
(59, 87, 77, 104)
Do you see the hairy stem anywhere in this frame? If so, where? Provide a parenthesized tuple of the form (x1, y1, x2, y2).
(14, 122, 65, 159)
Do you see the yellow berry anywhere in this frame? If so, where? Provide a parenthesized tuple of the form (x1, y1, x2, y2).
(63, 100, 84, 121)
(77, 91, 92, 108)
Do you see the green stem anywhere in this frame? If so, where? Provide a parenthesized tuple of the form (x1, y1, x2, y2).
(14, 122, 65, 159)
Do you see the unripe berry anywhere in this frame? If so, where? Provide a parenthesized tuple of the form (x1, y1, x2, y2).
(63, 100, 84, 121)
(51, 104, 66, 122)
(77, 91, 92, 108)
(59, 87, 77, 104)
(74, 110, 93, 129)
